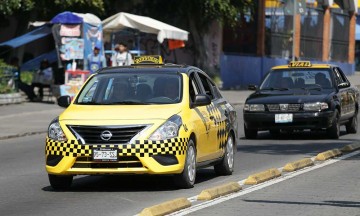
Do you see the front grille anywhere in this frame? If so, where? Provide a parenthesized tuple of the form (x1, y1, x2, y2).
(72, 156, 143, 169)
(68, 125, 146, 144)
(266, 104, 301, 112)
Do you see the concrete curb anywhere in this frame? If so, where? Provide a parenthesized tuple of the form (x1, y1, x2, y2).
(315, 148, 342, 161)
(244, 168, 281, 185)
(139, 198, 191, 216)
(197, 182, 242, 201)
(341, 143, 360, 152)
(282, 158, 314, 172)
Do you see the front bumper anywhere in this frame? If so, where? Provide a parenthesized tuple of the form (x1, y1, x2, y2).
(45, 138, 188, 175)
(243, 111, 335, 131)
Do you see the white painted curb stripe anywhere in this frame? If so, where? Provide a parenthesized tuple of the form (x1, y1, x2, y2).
(171, 150, 360, 215)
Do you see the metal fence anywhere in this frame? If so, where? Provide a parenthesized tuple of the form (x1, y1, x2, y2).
(330, 10, 349, 62)
(265, 7, 293, 59)
(300, 8, 324, 60)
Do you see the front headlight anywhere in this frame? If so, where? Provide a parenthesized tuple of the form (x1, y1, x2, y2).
(244, 104, 265, 112)
(149, 115, 182, 141)
(48, 118, 67, 141)
(303, 102, 329, 111)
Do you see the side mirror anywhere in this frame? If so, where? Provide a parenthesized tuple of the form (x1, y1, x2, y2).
(57, 96, 71, 108)
(248, 84, 258, 91)
(193, 94, 211, 107)
(338, 82, 350, 89)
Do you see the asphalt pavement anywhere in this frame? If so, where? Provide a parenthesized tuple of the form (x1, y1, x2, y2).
(0, 73, 360, 215)
(189, 153, 360, 216)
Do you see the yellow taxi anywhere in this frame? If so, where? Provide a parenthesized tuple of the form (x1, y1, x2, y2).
(45, 56, 238, 190)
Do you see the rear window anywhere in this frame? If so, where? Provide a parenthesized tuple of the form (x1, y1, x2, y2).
(76, 72, 182, 105)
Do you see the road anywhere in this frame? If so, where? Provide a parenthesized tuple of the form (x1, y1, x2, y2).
(0, 105, 359, 216)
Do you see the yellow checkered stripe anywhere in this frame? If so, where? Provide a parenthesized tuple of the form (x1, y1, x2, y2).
(45, 138, 189, 158)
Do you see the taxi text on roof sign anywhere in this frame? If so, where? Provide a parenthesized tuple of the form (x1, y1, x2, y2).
(134, 55, 163, 64)
(288, 61, 312, 67)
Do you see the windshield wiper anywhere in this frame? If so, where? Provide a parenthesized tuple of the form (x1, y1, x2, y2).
(261, 87, 289, 91)
(300, 87, 322, 91)
(77, 101, 101, 105)
(104, 101, 152, 105)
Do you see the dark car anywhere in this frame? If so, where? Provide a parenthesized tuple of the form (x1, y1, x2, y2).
(243, 61, 359, 139)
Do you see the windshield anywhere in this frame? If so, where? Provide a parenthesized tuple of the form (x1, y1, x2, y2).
(260, 69, 334, 90)
(76, 72, 182, 105)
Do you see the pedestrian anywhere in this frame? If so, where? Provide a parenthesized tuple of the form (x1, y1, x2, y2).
(111, 42, 133, 66)
(31, 59, 53, 100)
(84, 43, 106, 74)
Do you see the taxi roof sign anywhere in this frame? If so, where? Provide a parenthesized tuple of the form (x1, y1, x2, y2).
(288, 61, 312, 67)
(134, 55, 163, 64)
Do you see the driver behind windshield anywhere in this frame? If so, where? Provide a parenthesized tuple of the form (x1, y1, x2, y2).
(109, 82, 129, 102)
(162, 78, 179, 100)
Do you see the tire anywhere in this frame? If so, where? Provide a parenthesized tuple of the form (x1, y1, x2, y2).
(214, 135, 235, 176)
(327, 110, 340, 139)
(346, 112, 358, 134)
(48, 174, 73, 190)
(244, 124, 257, 139)
(173, 140, 196, 189)
(269, 129, 280, 137)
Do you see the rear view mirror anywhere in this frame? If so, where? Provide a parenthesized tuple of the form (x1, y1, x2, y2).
(57, 96, 71, 108)
(193, 94, 211, 107)
(248, 85, 258, 91)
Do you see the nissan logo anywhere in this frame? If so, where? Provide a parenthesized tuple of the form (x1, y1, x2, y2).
(100, 130, 112, 141)
(280, 104, 288, 111)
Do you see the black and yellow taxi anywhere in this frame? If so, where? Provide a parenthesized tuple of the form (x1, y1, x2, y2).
(243, 61, 359, 139)
(45, 56, 238, 190)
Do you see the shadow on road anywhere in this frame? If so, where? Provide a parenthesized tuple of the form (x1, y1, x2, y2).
(237, 130, 359, 156)
(42, 168, 218, 192)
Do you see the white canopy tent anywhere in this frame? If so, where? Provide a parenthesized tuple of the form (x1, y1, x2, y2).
(102, 12, 189, 43)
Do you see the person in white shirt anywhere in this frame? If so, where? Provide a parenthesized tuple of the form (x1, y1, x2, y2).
(111, 42, 133, 66)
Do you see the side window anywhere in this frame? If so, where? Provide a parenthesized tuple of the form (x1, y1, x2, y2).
(333, 68, 346, 84)
(189, 73, 200, 103)
(209, 80, 222, 99)
(198, 73, 214, 100)
(336, 68, 349, 83)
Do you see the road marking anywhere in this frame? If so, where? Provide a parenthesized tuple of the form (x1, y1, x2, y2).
(171, 150, 360, 215)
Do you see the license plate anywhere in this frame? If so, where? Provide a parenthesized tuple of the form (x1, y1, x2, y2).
(275, 114, 293, 123)
(92, 148, 118, 162)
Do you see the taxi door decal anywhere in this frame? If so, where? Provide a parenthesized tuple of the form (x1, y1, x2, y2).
(207, 102, 228, 150)
(194, 107, 211, 135)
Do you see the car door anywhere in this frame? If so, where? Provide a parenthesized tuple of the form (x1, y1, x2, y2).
(333, 67, 355, 119)
(196, 72, 223, 160)
(188, 72, 213, 162)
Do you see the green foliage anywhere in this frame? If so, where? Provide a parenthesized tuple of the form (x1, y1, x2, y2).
(0, 59, 16, 94)
(0, 0, 104, 17)
(21, 71, 33, 85)
(0, 0, 34, 15)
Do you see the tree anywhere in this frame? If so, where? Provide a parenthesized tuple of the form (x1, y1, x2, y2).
(138, 0, 255, 76)
(0, 0, 105, 18)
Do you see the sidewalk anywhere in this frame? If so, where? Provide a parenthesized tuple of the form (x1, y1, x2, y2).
(1, 73, 360, 140)
(0, 102, 63, 139)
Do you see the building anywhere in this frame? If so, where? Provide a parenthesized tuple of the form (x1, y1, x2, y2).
(221, 0, 358, 89)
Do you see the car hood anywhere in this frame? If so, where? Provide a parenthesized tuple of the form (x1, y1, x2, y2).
(60, 104, 182, 121)
(246, 89, 333, 104)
